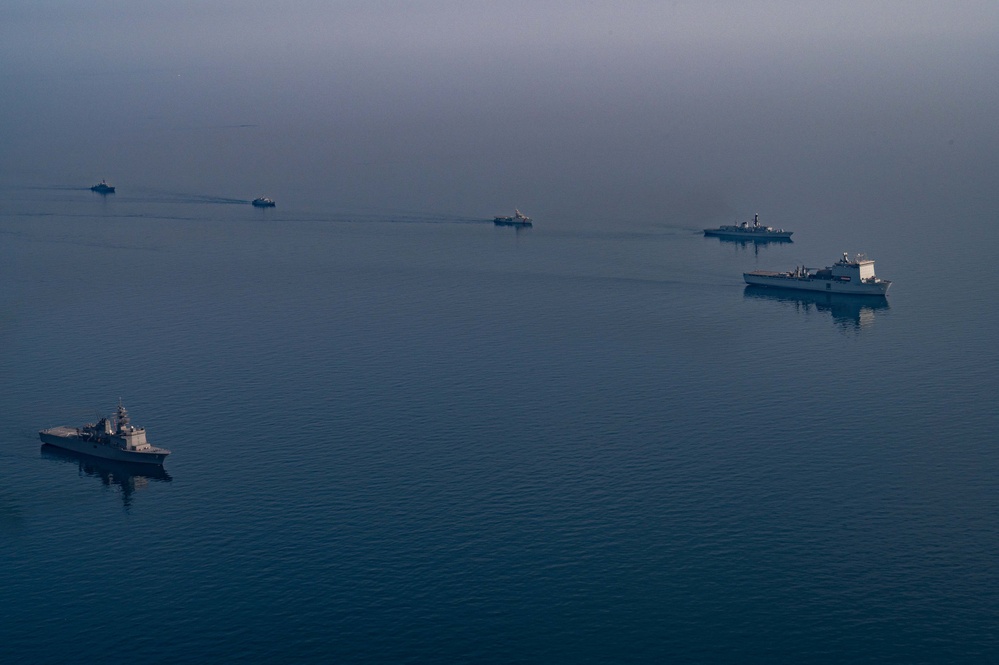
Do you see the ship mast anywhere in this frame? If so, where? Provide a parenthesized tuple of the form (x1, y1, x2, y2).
(116, 398, 130, 432)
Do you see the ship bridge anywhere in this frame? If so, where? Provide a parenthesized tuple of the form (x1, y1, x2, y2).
(832, 253, 876, 282)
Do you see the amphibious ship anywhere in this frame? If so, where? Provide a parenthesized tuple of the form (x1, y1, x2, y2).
(704, 214, 792, 240)
(744, 252, 891, 296)
(39, 400, 170, 465)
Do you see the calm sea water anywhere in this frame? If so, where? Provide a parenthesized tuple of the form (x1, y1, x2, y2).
(1, 182, 997, 663)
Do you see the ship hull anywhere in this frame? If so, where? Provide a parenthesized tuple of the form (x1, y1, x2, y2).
(744, 273, 890, 295)
(39, 428, 170, 465)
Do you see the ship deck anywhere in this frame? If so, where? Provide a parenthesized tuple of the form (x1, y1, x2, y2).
(40, 426, 78, 437)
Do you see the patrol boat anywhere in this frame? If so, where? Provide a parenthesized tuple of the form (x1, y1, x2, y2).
(744, 252, 891, 296)
(704, 213, 792, 240)
(252, 197, 276, 207)
(39, 401, 170, 465)
(90, 180, 115, 194)
(494, 209, 532, 227)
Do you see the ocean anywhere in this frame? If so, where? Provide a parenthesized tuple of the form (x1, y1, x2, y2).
(1, 184, 997, 663)
(2, 3, 999, 662)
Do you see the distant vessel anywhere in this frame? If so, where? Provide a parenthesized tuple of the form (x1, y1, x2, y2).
(252, 197, 276, 207)
(39, 400, 170, 465)
(744, 252, 892, 295)
(90, 180, 115, 194)
(704, 214, 792, 240)
(494, 209, 532, 227)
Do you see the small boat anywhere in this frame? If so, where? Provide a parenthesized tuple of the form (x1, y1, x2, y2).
(744, 252, 892, 296)
(494, 209, 532, 227)
(90, 180, 115, 194)
(704, 213, 792, 240)
(39, 400, 170, 466)
(252, 197, 276, 207)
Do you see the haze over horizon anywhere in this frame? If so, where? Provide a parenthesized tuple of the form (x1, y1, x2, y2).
(3, 1, 997, 227)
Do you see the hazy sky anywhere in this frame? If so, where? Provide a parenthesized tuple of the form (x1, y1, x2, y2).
(3, 1, 998, 225)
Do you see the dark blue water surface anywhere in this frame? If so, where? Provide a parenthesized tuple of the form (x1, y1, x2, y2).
(1, 183, 998, 663)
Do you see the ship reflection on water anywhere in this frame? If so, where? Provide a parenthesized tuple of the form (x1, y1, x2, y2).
(708, 235, 793, 256)
(743, 285, 890, 330)
(41, 445, 171, 510)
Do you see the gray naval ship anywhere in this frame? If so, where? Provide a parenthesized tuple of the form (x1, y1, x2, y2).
(704, 213, 792, 240)
(90, 180, 115, 194)
(39, 400, 170, 465)
(744, 252, 892, 296)
(494, 209, 532, 227)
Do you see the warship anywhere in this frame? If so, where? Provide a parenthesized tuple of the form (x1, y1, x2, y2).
(90, 180, 115, 194)
(252, 197, 276, 207)
(704, 214, 792, 240)
(744, 252, 891, 296)
(39, 400, 170, 465)
(494, 209, 532, 227)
